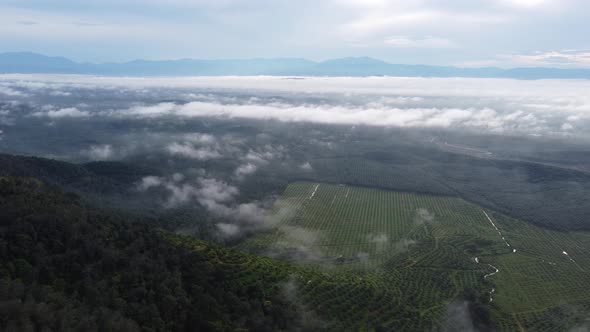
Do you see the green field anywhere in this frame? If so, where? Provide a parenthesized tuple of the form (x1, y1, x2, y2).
(238, 182, 590, 331)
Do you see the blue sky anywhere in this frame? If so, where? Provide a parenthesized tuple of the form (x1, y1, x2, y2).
(1, 0, 589, 67)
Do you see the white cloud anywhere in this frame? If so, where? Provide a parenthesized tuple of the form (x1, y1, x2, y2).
(243, 145, 285, 165)
(196, 177, 239, 204)
(138, 176, 164, 191)
(121, 100, 565, 135)
(368, 233, 389, 252)
(184, 133, 217, 145)
(135, 174, 274, 237)
(163, 182, 200, 206)
(342, 11, 440, 38)
(383, 36, 455, 49)
(172, 172, 185, 182)
(217, 223, 241, 237)
(299, 162, 313, 171)
(166, 142, 222, 160)
(128, 102, 177, 117)
(85, 144, 114, 160)
(137, 175, 241, 208)
(339, 5, 508, 42)
(34, 107, 89, 118)
(234, 163, 257, 179)
(49, 90, 72, 96)
(461, 50, 590, 69)
(500, 0, 548, 8)
(245, 151, 269, 164)
(4, 75, 590, 138)
(0, 86, 26, 97)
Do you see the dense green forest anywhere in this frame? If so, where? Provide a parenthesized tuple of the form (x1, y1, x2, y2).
(0, 176, 311, 331)
(0, 175, 498, 331)
(2, 125, 590, 331)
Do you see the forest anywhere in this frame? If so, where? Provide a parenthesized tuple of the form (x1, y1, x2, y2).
(0, 176, 309, 331)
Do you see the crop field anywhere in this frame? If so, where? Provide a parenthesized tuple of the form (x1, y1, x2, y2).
(238, 182, 590, 331)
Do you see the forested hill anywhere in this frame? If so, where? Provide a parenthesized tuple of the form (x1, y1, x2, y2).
(0, 176, 308, 331)
(0, 177, 492, 331)
(0, 154, 156, 194)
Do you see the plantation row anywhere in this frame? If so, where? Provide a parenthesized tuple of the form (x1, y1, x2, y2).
(239, 182, 501, 329)
(237, 182, 590, 330)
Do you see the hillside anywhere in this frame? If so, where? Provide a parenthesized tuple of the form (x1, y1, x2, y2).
(0, 176, 307, 331)
(0, 176, 500, 331)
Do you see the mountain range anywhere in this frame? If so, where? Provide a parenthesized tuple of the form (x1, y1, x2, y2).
(1, 52, 590, 79)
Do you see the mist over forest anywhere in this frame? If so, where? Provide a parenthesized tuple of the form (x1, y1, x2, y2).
(3, 74, 590, 331)
(2, 74, 590, 234)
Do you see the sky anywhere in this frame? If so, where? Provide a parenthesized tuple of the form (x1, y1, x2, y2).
(1, 0, 590, 68)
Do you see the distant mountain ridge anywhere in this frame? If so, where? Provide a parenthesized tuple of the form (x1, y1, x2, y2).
(1, 52, 590, 79)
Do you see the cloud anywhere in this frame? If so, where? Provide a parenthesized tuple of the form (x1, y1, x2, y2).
(442, 301, 477, 332)
(4, 75, 590, 139)
(214, 199, 298, 241)
(138, 176, 163, 191)
(209, 201, 276, 240)
(195, 177, 239, 205)
(166, 142, 222, 160)
(299, 162, 313, 171)
(136, 174, 273, 228)
(49, 90, 72, 96)
(561, 123, 574, 131)
(269, 224, 324, 261)
(216, 223, 241, 237)
(184, 133, 217, 145)
(160, 182, 198, 206)
(171, 172, 185, 182)
(368, 233, 389, 252)
(137, 175, 220, 207)
(123, 100, 554, 136)
(462, 49, 590, 69)
(34, 107, 89, 118)
(84, 144, 114, 160)
(234, 162, 257, 179)
(242, 145, 285, 166)
(16, 20, 39, 26)
(278, 276, 329, 330)
(500, 0, 549, 8)
(383, 36, 456, 49)
(0, 0, 584, 67)
(340, 7, 508, 42)
(0, 86, 26, 97)
(342, 11, 440, 38)
(415, 208, 435, 225)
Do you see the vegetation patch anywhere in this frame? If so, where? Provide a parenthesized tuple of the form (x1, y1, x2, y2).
(239, 182, 590, 331)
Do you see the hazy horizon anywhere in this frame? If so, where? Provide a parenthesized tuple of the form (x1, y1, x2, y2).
(1, 0, 590, 69)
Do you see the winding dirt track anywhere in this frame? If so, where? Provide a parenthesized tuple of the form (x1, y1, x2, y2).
(478, 210, 516, 303)
(475, 258, 500, 303)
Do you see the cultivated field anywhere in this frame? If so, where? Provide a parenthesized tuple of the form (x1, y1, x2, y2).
(238, 182, 590, 331)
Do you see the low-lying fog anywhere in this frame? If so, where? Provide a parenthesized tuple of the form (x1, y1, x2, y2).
(2, 74, 590, 240)
(1, 75, 589, 139)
